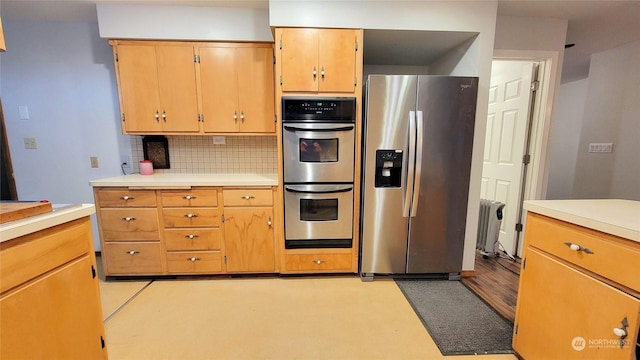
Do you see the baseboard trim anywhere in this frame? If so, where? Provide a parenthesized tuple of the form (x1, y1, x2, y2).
(460, 270, 475, 278)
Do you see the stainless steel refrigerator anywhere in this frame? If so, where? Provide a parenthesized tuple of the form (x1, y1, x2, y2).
(360, 75, 478, 280)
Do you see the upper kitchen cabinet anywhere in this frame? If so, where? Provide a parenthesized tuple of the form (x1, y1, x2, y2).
(198, 43, 275, 134)
(277, 28, 361, 93)
(111, 40, 200, 134)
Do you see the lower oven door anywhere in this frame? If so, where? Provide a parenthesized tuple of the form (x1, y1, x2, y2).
(284, 184, 354, 249)
(282, 122, 355, 183)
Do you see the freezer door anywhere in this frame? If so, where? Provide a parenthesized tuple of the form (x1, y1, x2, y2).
(360, 75, 417, 275)
(406, 76, 478, 273)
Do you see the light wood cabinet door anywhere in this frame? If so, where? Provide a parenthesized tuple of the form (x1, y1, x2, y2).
(223, 207, 275, 272)
(1, 256, 106, 359)
(116, 44, 162, 133)
(156, 45, 200, 132)
(513, 248, 640, 359)
(279, 28, 357, 93)
(115, 43, 198, 133)
(199, 45, 274, 133)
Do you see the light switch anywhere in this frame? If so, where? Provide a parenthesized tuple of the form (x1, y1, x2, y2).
(19, 106, 30, 120)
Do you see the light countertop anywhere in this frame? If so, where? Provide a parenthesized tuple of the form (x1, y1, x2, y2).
(0, 204, 95, 243)
(524, 199, 640, 242)
(89, 173, 278, 187)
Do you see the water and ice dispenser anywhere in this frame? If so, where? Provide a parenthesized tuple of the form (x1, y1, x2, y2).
(374, 150, 403, 188)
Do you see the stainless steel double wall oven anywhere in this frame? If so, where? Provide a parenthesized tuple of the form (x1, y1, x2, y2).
(282, 97, 357, 249)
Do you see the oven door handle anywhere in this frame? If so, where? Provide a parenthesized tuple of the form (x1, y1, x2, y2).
(283, 125, 354, 132)
(284, 185, 353, 194)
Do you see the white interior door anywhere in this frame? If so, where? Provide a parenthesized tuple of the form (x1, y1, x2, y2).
(481, 60, 535, 256)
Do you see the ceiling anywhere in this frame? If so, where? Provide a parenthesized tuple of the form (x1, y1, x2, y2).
(2, 0, 639, 83)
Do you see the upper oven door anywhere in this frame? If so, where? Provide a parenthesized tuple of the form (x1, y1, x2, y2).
(283, 122, 355, 183)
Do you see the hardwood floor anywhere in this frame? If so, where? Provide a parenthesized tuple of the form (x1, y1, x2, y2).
(461, 251, 521, 323)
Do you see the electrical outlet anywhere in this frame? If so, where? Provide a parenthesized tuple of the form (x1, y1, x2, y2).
(24, 137, 37, 149)
(90, 156, 99, 168)
(212, 136, 226, 145)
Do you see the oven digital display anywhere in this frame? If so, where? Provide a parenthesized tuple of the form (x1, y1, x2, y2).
(299, 138, 338, 163)
(300, 199, 338, 221)
(282, 97, 356, 122)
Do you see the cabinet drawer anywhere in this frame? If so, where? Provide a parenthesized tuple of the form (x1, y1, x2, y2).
(223, 189, 273, 207)
(162, 208, 221, 228)
(0, 218, 91, 294)
(100, 208, 159, 241)
(160, 189, 218, 207)
(284, 253, 353, 272)
(97, 189, 156, 207)
(164, 228, 221, 251)
(526, 213, 640, 291)
(166, 251, 223, 274)
(103, 242, 162, 275)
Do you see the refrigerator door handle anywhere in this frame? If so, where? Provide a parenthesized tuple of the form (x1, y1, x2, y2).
(411, 111, 424, 217)
(403, 111, 417, 218)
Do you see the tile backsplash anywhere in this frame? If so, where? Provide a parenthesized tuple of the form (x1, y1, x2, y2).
(130, 136, 278, 174)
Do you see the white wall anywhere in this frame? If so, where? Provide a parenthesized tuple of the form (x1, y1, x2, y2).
(269, 0, 498, 272)
(1, 19, 128, 250)
(97, 4, 273, 41)
(546, 79, 588, 199)
(572, 40, 640, 200)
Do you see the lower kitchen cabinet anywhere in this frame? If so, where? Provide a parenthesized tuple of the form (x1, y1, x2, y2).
(513, 212, 640, 359)
(283, 252, 352, 272)
(0, 216, 107, 359)
(223, 207, 275, 272)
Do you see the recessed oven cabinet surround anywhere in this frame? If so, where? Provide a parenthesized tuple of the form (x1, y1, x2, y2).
(90, 174, 279, 276)
(513, 199, 640, 360)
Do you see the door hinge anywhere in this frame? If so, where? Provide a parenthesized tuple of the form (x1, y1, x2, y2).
(522, 258, 526, 270)
(279, 39, 282, 50)
(280, 75, 283, 86)
(273, 55, 276, 65)
(515, 223, 523, 232)
(121, 113, 126, 122)
(274, 115, 277, 123)
(101, 336, 105, 349)
(115, 53, 119, 62)
(523, 154, 531, 165)
(530, 81, 539, 91)
(91, 265, 96, 279)
(221, 214, 225, 223)
(354, 77, 357, 86)
(355, 39, 359, 51)
(514, 324, 518, 334)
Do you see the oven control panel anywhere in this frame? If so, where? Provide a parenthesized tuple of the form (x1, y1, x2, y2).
(282, 97, 356, 122)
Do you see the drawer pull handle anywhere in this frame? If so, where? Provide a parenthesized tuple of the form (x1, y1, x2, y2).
(120, 195, 135, 201)
(188, 257, 201, 262)
(268, 216, 272, 228)
(185, 234, 199, 239)
(184, 213, 198, 218)
(563, 242, 594, 254)
(312, 259, 325, 265)
(126, 250, 140, 255)
(183, 195, 197, 200)
(241, 195, 255, 200)
(122, 217, 136, 221)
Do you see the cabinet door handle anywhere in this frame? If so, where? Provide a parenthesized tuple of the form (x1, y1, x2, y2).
(312, 259, 325, 265)
(313, 66, 317, 79)
(120, 195, 135, 201)
(241, 195, 255, 200)
(162, 110, 167, 122)
(321, 66, 325, 79)
(185, 234, 199, 239)
(126, 250, 140, 255)
(122, 217, 136, 221)
(267, 216, 272, 228)
(563, 242, 594, 254)
(613, 317, 629, 348)
(184, 213, 198, 218)
(240, 111, 245, 123)
(234, 111, 238, 123)
(188, 257, 201, 262)
(155, 110, 160, 122)
(182, 195, 197, 200)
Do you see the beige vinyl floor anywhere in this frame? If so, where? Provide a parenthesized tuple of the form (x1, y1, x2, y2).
(99, 274, 517, 360)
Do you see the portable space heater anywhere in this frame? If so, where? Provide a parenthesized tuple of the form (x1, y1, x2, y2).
(476, 199, 505, 257)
